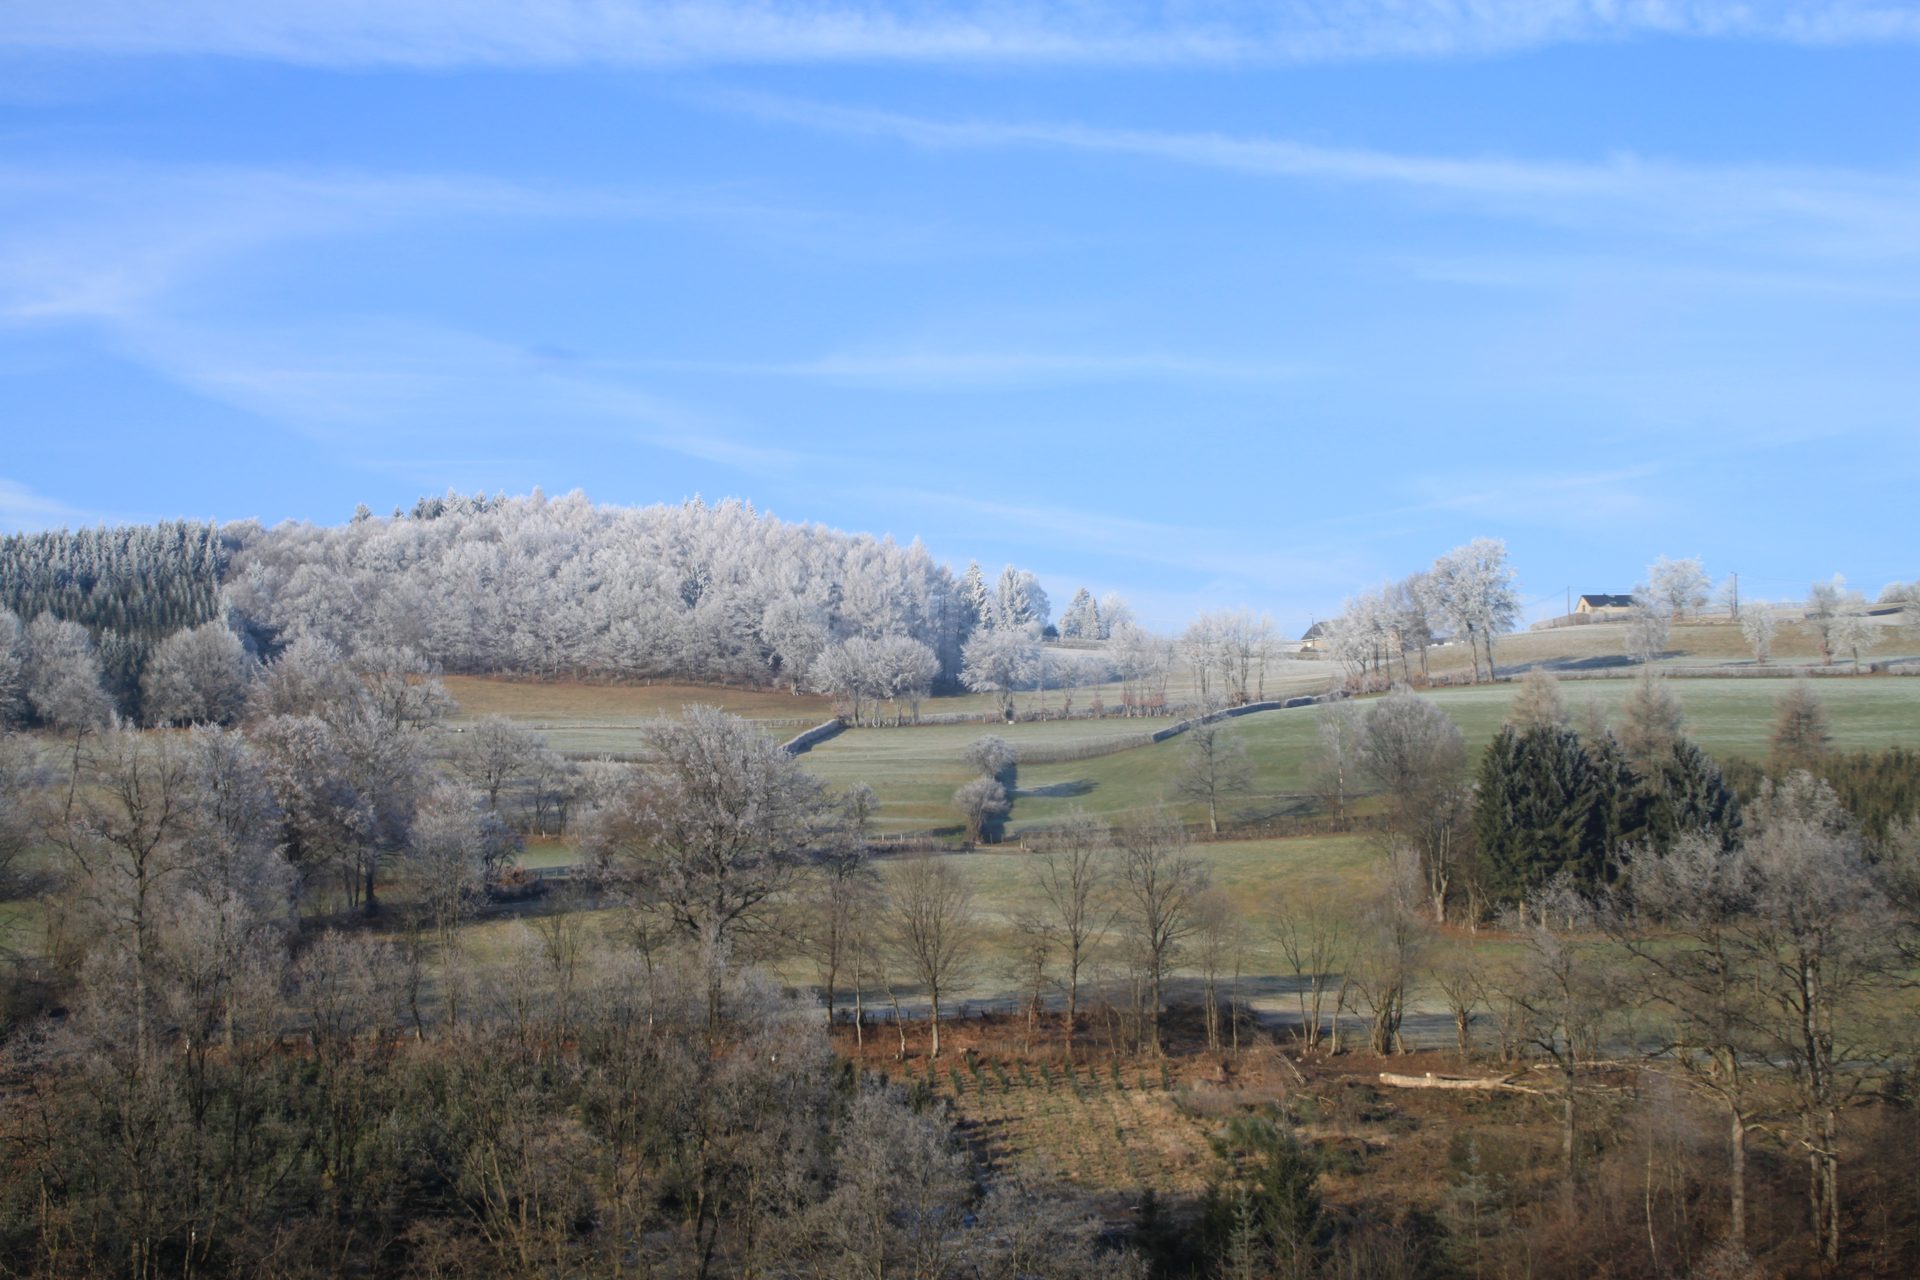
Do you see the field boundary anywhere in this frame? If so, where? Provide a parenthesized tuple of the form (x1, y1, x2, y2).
(781, 718, 848, 756)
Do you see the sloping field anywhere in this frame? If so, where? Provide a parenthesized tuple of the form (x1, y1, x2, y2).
(1010, 675, 1920, 835)
(800, 719, 1192, 833)
(444, 675, 833, 754)
(1424, 615, 1916, 679)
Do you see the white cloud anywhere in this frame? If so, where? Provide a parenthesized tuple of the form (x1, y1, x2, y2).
(0, 163, 803, 324)
(0, 477, 108, 531)
(708, 91, 1920, 262)
(5, 2, 1917, 68)
(633, 347, 1305, 390)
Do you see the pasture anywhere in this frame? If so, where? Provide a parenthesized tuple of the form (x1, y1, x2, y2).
(1010, 673, 1920, 835)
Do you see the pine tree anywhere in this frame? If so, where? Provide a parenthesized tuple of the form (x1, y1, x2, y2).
(1475, 725, 1613, 905)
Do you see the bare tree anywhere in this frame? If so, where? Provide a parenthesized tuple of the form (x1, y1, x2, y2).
(58, 728, 196, 1054)
(888, 854, 977, 1058)
(1030, 814, 1112, 1057)
(1175, 716, 1253, 835)
(1193, 888, 1239, 1053)
(583, 706, 840, 1031)
(1349, 848, 1428, 1055)
(1617, 671, 1684, 779)
(1507, 668, 1569, 731)
(1272, 895, 1352, 1054)
(1308, 699, 1364, 822)
(449, 714, 547, 812)
(1113, 810, 1210, 1055)
(1769, 680, 1830, 772)
(1360, 689, 1470, 921)
(1488, 880, 1616, 1180)
(795, 810, 878, 1026)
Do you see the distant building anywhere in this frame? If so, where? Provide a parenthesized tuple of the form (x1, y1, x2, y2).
(1575, 594, 1635, 617)
(1300, 620, 1330, 651)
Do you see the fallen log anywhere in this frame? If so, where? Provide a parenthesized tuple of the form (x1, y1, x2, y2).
(1377, 1072, 1544, 1096)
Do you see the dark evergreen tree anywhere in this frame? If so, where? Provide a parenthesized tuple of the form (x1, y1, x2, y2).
(1475, 724, 1613, 905)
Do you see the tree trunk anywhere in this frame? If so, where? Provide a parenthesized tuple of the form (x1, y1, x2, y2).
(928, 990, 941, 1059)
(1730, 1107, 1747, 1249)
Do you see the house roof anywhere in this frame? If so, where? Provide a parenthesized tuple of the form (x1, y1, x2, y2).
(1578, 594, 1635, 609)
(1301, 620, 1329, 640)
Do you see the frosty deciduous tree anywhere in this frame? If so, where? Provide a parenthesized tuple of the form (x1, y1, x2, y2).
(450, 715, 546, 812)
(952, 776, 1009, 845)
(141, 620, 256, 726)
(20, 613, 112, 735)
(1625, 588, 1671, 664)
(1646, 556, 1710, 620)
(1805, 574, 1867, 666)
(0, 610, 23, 728)
(1422, 539, 1519, 684)
(584, 706, 840, 974)
(1739, 603, 1777, 664)
(961, 627, 1041, 721)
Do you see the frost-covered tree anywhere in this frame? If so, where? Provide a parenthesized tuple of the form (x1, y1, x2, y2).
(450, 715, 546, 812)
(1108, 622, 1171, 714)
(1647, 555, 1710, 620)
(871, 635, 941, 724)
(958, 560, 994, 634)
(952, 776, 1009, 845)
(760, 597, 831, 694)
(141, 621, 256, 726)
(1829, 611, 1879, 671)
(249, 634, 360, 720)
(995, 565, 1050, 632)
(1097, 592, 1133, 638)
(0, 610, 23, 728)
(1739, 604, 1777, 664)
(1422, 539, 1519, 683)
(583, 707, 840, 978)
(961, 627, 1042, 721)
(1058, 587, 1101, 640)
(21, 613, 112, 734)
(964, 735, 1017, 778)
(1805, 574, 1868, 666)
(1625, 587, 1672, 664)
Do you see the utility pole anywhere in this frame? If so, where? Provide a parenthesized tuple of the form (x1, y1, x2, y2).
(1730, 571, 1739, 620)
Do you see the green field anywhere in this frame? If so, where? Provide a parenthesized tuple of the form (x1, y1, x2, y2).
(799, 718, 1185, 832)
(1009, 675, 1920, 834)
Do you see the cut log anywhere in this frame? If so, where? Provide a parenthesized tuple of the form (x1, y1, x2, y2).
(1377, 1072, 1543, 1096)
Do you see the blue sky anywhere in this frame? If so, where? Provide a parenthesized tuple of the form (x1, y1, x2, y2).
(2, 2, 1917, 633)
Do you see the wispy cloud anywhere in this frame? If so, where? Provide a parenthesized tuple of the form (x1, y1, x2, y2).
(0, 477, 110, 531)
(631, 347, 1305, 390)
(0, 163, 805, 323)
(6, 2, 1918, 68)
(891, 487, 1369, 598)
(105, 316, 814, 483)
(707, 91, 1920, 261)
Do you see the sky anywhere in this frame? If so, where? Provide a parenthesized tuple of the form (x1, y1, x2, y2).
(2, 2, 1917, 634)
